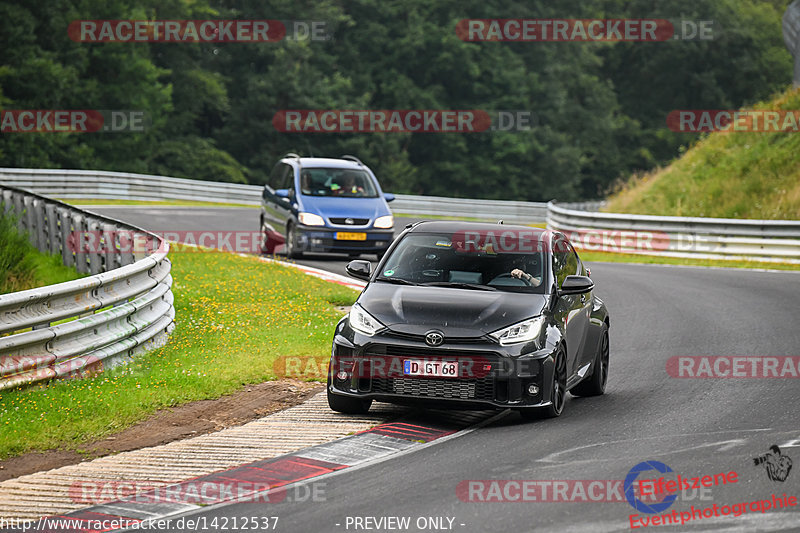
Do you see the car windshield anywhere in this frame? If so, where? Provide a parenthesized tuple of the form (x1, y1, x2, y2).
(378, 232, 549, 293)
(299, 168, 378, 198)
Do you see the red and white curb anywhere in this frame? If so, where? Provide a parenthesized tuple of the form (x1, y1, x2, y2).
(251, 255, 367, 291)
(8, 411, 504, 532)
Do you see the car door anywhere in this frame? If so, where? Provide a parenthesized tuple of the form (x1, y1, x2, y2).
(552, 237, 589, 378)
(263, 162, 294, 233)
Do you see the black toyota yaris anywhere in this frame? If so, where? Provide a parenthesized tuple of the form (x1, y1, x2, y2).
(327, 220, 610, 419)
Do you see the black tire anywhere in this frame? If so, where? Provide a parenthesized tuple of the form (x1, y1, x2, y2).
(571, 325, 609, 397)
(285, 223, 303, 259)
(520, 346, 567, 420)
(260, 218, 275, 254)
(327, 379, 373, 414)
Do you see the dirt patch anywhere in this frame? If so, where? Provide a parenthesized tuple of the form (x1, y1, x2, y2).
(0, 379, 323, 482)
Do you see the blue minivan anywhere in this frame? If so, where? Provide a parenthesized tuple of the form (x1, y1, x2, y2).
(260, 154, 395, 259)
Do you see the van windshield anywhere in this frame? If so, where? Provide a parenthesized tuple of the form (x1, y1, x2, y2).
(299, 168, 378, 198)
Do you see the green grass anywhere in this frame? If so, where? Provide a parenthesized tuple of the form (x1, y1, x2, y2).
(62, 198, 258, 208)
(0, 251, 358, 459)
(0, 212, 85, 294)
(606, 86, 800, 220)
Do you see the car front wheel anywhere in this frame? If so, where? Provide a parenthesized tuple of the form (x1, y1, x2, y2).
(327, 377, 373, 414)
(285, 223, 303, 259)
(521, 346, 566, 420)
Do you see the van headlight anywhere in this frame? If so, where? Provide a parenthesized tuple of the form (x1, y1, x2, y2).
(489, 317, 544, 346)
(348, 303, 385, 336)
(374, 215, 394, 229)
(298, 212, 325, 226)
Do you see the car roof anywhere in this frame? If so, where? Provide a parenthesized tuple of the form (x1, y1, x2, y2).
(406, 220, 551, 237)
(285, 157, 366, 170)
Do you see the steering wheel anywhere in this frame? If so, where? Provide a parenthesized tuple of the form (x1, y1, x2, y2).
(489, 273, 532, 286)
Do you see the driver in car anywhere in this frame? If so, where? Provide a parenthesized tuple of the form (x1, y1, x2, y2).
(510, 256, 542, 287)
(333, 173, 365, 196)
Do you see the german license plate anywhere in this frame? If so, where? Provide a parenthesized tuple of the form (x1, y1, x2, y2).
(403, 359, 458, 378)
(335, 232, 367, 241)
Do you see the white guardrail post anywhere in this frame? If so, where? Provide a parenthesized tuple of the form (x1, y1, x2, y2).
(0, 184, 175, 390)
(548, 201, 800, 264)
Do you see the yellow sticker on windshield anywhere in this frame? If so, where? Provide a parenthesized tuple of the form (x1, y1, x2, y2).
(435, 240, 452, 247)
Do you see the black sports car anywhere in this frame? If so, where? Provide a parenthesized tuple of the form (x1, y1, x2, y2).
(327, 221, 610, 419)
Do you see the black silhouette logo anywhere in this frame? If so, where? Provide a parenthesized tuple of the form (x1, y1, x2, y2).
(753, 445, 793, 482)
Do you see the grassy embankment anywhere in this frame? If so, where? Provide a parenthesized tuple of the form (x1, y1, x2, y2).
(590, 86, 800, 270)
(0, 248, 358, 459)
(606, 87, 800, 219)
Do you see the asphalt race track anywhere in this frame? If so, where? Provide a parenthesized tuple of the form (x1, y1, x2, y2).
(83, 205, 420, 275)
(92, 206, 800, 532)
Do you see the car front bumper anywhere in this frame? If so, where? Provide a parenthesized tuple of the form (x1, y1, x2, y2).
(296, 226, 394, 254)
(328, 326, 558, 411)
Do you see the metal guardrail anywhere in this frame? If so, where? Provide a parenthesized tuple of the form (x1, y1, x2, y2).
(0, 168, 262, 206)
(0, 168, 550, 223)
(548, 201, 800, 264)
(0, 185, 175, 390)
(4, 168, 799, 264)
(389, 193, 548, 222)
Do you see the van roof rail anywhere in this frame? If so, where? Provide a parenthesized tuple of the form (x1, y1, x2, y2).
(341, 155, 364, 165)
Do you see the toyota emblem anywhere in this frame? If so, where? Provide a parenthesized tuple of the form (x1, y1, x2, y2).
(425, 331, 444, 346)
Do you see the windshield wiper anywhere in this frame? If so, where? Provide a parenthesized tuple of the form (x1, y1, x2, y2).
(376, 276, 420, 286)
(424, 281, 497, 291)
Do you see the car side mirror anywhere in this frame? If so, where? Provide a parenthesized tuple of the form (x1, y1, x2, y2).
(383, 193, 395, 203)
(559, 275, 594, 296)
(345, 260, 372, 281)
(275, 188, 291, 203)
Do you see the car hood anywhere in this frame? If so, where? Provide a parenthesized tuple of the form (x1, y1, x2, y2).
(359, 282, 549, 337)
(299, 196, 390, 220)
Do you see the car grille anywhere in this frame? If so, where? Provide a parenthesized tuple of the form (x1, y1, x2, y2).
(365, 344, 498, 359)
(329, 217, 370, 226)
(382, 331, 486, 345)
(361, 346, 503, 401)
(371, 377, 495, 401)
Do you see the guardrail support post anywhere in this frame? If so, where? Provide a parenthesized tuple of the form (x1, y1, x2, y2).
(73, 213, 89, 274)
(45, 203, 60, 255)
(59, 207, 75, 268)
(22, 196, 36, 247)
(87, 218, 103, 274)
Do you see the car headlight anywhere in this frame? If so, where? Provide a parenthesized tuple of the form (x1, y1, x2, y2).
(374, 215, 394, 229)
(298, 212, 325, 226)
(489, 317, 544, 346)
(348, 303, 385, 336)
